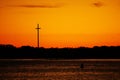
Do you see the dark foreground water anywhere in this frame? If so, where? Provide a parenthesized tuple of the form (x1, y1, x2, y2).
(0, 59, 120, 80)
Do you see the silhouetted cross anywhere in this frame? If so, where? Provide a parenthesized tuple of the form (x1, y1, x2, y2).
(36, 24, 41, 48)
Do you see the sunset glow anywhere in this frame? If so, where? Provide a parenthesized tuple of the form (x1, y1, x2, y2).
(0, 0, 120, 48)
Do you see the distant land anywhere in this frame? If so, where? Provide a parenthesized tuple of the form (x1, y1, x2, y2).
(0, 44, 120, 59)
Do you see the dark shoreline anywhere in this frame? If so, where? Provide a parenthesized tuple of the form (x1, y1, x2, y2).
(0, 44, 120, 59)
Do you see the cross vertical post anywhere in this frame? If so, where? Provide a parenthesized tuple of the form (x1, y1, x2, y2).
(36, 24, 40, 48)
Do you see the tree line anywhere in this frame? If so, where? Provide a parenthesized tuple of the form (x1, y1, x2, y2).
(0, 44, 120, 59)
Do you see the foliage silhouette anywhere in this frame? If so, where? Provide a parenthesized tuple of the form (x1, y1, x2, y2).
(0, 44, 120, 59)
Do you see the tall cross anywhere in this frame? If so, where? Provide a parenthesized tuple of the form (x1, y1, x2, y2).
(36, 24, 41, 48)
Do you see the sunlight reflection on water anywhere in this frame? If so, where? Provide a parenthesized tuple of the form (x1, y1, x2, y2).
(0, 59, 120, 80)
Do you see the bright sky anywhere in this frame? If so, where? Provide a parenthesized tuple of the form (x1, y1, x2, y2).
(0, 0, 120, 48)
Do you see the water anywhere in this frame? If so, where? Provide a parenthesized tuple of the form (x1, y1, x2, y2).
(0, 59, 120, 80)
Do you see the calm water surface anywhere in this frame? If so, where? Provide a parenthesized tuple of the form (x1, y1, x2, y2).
(0, 59, 120, 80)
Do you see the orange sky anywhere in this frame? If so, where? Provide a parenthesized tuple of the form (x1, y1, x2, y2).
(0, 0, 120, 48)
